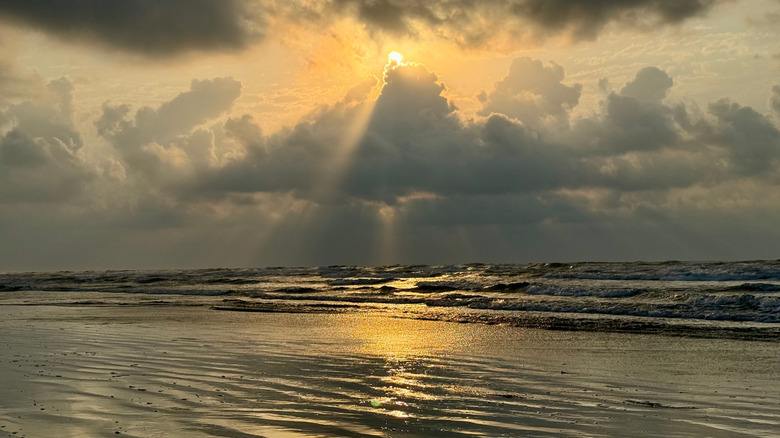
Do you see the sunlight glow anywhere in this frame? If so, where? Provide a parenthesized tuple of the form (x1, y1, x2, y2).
(388, 51, 403, 64)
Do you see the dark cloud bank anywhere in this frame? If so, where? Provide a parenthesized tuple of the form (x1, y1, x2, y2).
(2, 56, 780, 268)
(339, 0, 721, 41)
(0, 0, 723, 56)
(0, 0, 260, 56)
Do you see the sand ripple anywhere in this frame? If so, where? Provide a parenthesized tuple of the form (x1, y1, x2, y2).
(1, 306, 778, 437)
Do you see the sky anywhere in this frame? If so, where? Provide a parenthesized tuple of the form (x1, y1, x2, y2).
(1, 0, 780, 270)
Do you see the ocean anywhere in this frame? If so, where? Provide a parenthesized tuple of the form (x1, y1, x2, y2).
(3, 260, 779, 341)
(2, 261, 780, 436)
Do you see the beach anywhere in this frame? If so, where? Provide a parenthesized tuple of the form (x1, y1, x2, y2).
(1, 304, 778, 437)
(3, 1, 780, 436)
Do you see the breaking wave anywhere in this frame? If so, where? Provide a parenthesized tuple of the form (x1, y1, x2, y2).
(2, 260, 779, 339)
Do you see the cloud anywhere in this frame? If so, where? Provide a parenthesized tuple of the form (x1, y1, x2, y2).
(745, 11, 780, 27)
(0, 39, 44, 105)
(81, 60, 780, 232)
(97, 77, 242, 175)
(350, 0, 411, 34)
(0, 60, 40, 104)
(569, 96, 679, 157)
(770, 85, 780, 116)
(333, 0, 722, 44)
(619, 67, 673, 103)
(0, 0, 725, 57)
(0, 0, 261, 56)
(706, 98, 780, 175)
(0, 78, 93, 202)
(339, 62, 702, 200)
(197, 99, 377, 201)
(4, 57, 780, 268)
(510, 0, 720, 40)
(179, 61, 698, 212)
(478, 57, 581, 130)
(178, 60, 780, 214)
(194, 62, 582, 203)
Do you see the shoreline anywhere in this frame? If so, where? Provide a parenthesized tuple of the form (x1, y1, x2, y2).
(212, 298, 780, 342)
(3, 294, 779, 342)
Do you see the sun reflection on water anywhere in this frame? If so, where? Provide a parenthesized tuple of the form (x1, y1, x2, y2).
(348, 314, 465, 358)
(344, 315, 471, 419)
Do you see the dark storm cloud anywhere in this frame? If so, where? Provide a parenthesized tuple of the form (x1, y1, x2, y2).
(193, 63, 582, 202)
(0, 0, 724, 57)
(509, 0, 719, 39)
(193, 61, 739, 207)
(337, 62, 582, 201)
(339, 63, 713, 197)
(705, 99, 780, 175)
(570, 95, 679, 156)
(334, 0, 721, 41)
(0, 0, 260, 56)
(353, 0, 411, 33)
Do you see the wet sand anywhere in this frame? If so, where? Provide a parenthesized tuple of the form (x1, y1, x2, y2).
(0, 305, 778, 437)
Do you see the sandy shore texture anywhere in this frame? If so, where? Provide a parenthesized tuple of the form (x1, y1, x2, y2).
(1, 305, 778, 437)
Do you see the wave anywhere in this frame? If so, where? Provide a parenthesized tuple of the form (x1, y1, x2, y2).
(524, 284, 647, 298)
(481, 282, 531, 291)
(688, 294, 780, 314)
(720, 283, 780, 292)
(328, 278, 396, 286)
(541, 261, 780, 282)
(272, 286, 320, 294)
(231, 287, 780, 323)
(3, 261, 780, 333)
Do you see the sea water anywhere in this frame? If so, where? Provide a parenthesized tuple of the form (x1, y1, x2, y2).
(2, 260, 779, 341)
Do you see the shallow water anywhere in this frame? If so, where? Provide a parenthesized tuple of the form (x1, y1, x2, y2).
(1, 306, 778, 437)
(2, 261, 780, 341)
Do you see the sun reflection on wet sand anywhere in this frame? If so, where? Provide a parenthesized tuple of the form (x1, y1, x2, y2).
(342, 314, 487, 421)
(347, 313, 472, 358)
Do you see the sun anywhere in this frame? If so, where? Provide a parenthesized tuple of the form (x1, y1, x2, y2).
(388, 51, 403, 64)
